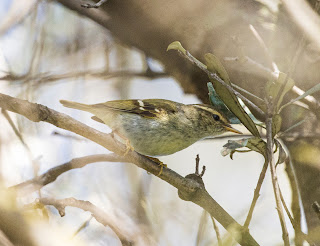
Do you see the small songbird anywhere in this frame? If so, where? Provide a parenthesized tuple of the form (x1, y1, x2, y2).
(60, 99, 242, 156)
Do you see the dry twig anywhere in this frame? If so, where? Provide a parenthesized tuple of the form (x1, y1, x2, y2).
(10, 154, 127, 195)
(243, 161, 268, 229)
(266, 118, 290, 246)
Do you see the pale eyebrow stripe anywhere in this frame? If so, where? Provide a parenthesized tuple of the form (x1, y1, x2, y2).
(192, 105, 229, 123)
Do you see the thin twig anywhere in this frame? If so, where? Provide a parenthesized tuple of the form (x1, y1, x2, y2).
(28, 197, 135, 245)
(195, 154, 200, 175)
(211, 216, 222, 246)
(273, 36, 306, 109)
(182, 50, 265, 117)
(249, 25, 279, 73)
(52, 130, 88, 141)
(279, 183, 314, 245)
(266, 117, 290, 245)
(243, 160, 268, 229)
(10, 154, 127, 195)
(0, 69, 168, 85)
(2, 109, 29, 148)
(72, 216, 93, 238)
(194, 154, 206, 177)
(285, 158, 304, 246)
(279, 185, 294, 226)
(206, 72, 265, 116)
(196, 210, 210, 246)
(224, 55, 320, 110)
(2, 109, 41, 196)
(249, 24, 280, 74)
(231, 83, 265, 103)
(0, 229, 15, 246)
(245, 25, 320, 111)
(224, 55, 276, 80)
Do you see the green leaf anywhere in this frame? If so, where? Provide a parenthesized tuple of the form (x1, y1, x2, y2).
(207, 82, 240, 124)
(167, 41, 186, 55)
(246, 137, 267, 156)
(272, 114, 282, 137)
(280, 83, 320, 111)
(275, 140, 287, 165)
(205, 54, 260, 137)
(266, 72, 295, 111)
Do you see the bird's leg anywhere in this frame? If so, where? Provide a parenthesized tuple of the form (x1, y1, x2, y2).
(145, 156, 167, 176)
(111, 130, 134, 156)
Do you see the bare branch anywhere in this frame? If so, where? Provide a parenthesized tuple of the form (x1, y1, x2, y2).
(11, 154, 127, 195)
(266, 117, 290, 245)
(249, 25, 279, 73)
(211, 216, 222, 246)
(28, 197, 137, 245)
(279, 184, 314, 245)
(282, 0, 320, 51)
(2, 109, 41, 187)
(0, 229, 15, 246)
(181, 50, 266, 117)
(224, 56, 320, 111)
(0, 69, 168, 85)
(0, 93, 259, 246)
(285, 158, 304, 245)
(243, 160, 268, 229)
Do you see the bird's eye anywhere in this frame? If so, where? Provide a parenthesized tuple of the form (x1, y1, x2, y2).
(213, 114, 220, 121)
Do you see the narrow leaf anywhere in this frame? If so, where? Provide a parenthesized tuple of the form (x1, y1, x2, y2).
(205, 54, 260, 137)
(246, 137, 267, 156)
(280, 83, 320, 111)
(266, 72, 295, 111)
(207, 82, 240, 124)
(275, 140, 287, 165)
(167, 41, 186, 55)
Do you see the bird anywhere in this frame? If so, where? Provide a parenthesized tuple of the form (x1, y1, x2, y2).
(60, 98, 242, 157)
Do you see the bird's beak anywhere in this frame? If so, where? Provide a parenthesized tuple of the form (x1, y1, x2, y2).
(224, 125, 243, 134)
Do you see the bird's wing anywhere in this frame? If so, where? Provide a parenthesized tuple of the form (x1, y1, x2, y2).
(94, 99, 180, 118)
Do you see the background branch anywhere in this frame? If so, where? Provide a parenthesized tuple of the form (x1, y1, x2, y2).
(11, 154, 127, 195)
(243, 161, 268, 229)
(28, 197, 138, 245)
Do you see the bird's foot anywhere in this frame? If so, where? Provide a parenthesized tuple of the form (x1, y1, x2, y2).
(123, 139, 134, 156)
(111, 131, 134, 156)
(146, 156, 167, 176)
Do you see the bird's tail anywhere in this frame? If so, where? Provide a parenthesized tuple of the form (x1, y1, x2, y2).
(60, 100, 92, 112)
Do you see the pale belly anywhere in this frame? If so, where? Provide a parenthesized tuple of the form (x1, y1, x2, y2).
(117, 115, 200, 156)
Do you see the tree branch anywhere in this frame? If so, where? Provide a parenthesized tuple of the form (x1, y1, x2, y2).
(0, 69, 168, 85)
(243, 160, 268, 229)
(266, 117, 290, 245)
(28, 197, 137, 245)
(10, 154, 127, 195)
(0, 93, 259, 246)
